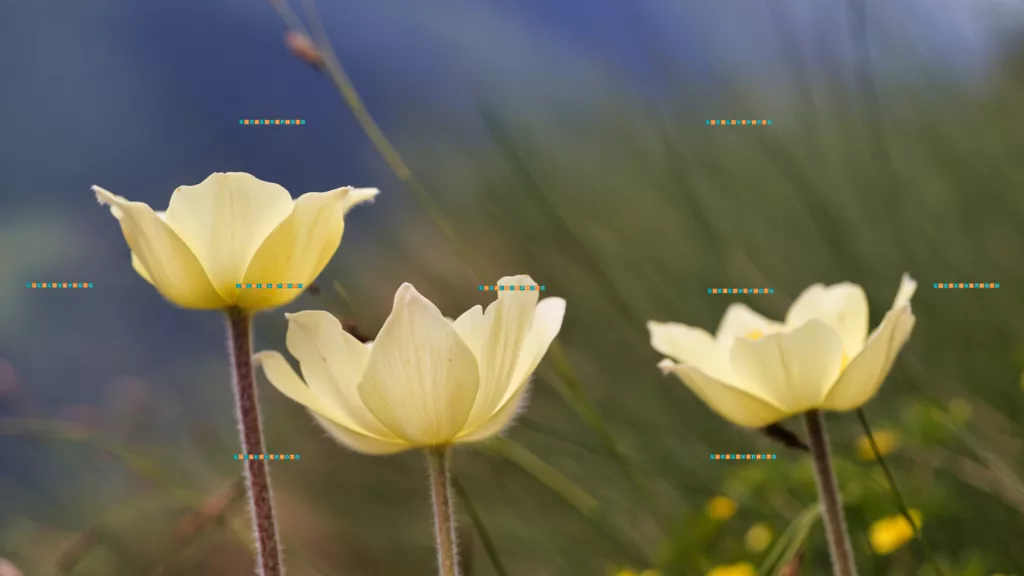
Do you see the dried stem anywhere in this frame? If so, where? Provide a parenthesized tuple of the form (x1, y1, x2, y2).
(226, 307, 284, 575)
(804, 410, 858, 576)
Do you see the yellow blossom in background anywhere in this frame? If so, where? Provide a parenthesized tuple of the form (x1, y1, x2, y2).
(744, 522, 774, 552)
(706, 495, 737, 520)
(648, 275, 916, 427)
(868, 510, 922, 555)
(94, 172, 378, 311)
(706, 562, 756, 576)
(257, 276, 565, 454)
(855, 428, 901, 461)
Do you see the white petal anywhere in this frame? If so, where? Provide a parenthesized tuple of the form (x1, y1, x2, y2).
(236, 186, 377, 311)
(453, 305, 486, 357)
(892, 273, 917, 310)
(163, 173, 294, 301)
(660, 360, 789, 428)
(255, 350, 406, 454)
(715, 303, 784, 343)
(461, 276, 539, 430)
(647, 320, 731, 381)
(93, 186, 226, 309)
(508, 297, 566, 395)
(311, 413, 410, 455)
(823, 306, 915, 411)
(283, 310, 396, 439)
(356, 284, 480, 446)
(785, 282, 869, 356)
(455, 380, 532, 444)
(729, 319, 845, 413)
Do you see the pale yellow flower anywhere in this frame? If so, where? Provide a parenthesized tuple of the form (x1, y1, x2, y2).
(868, 510, 921, 555)
(706, 495, 737, 520)
(706, 562, 756, 576)
(256, 276, 565, 454)
(744, 522, 773, 552)
(93, 172, 378, 311)
(649, 275, 917, 427)
(855, 429, 901, 461)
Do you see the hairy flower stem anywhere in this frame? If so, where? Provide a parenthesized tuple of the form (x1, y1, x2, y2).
(226, 308, 284, 576)
(426, 447, 461, 576)
(804, 410, 858, 576)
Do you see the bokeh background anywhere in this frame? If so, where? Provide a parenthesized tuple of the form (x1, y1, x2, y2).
(2, 0, 1023, 574)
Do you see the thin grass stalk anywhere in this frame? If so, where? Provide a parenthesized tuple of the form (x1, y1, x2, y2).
(856, 408, 947, 576)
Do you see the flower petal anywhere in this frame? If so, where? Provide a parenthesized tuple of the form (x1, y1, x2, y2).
(283, 310, 396, 440)
(453, 305, 486, 355)
(357, 284, 480, 446)
(648, 321, 731, 381)
(93, 186, 226, 309)
(163, 173, 295, 302)
(508, 297, 566, 395)
(458, 296, 566, 441)
(460, 275, 539, 430)
(729, 319, 845, 413)
(235, 187, 378, 311)
(892, 273, 917, 310)
(311, 413, 410, 455)
(823, 306, 915, 411)
(660, 360, 789, 428)
(255, 350, 409, 454)
(455, 380, 532, 444)
(785, 282, 870, 356)
(715, 303, 784, 343)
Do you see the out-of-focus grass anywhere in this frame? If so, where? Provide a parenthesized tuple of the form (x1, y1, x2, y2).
(3, 19, 1024, 576)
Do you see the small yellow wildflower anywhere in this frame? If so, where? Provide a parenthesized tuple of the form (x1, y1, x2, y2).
(868, 509, 922, 555)
(706, 562, 756, 576)
(706, 495, 737, 520)
(744, 522, 774, 552)
(855, 429, 901, 461)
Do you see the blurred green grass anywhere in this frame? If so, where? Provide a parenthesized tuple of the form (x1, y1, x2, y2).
(3, 27, 1024, 576)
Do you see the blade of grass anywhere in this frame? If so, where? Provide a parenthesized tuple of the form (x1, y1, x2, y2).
(478, 436, 651, 566)
(950, 421, 1024, 507)
(292, 0, 482, 283)
(756, 503, 820, 576)
(451, 474, 510, 576)
(856, 408, 947, 576)
(546, 341, 671, 534)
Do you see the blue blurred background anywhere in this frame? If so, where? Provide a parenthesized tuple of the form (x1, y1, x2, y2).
(2, 1, 1024, 574)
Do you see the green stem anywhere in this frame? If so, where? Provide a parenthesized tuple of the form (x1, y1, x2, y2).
(803, 410, 858, 576)
(426, 447, 461, 576)
(226, 307, 284, 576)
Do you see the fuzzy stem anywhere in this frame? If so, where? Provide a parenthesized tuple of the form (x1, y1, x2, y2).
(426, 447, 461, 576)
(804, 410, 858, 576)
(226, 307, 284, 576)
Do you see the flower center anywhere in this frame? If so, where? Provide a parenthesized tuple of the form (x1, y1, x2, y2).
(744, 329, 765, 341)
